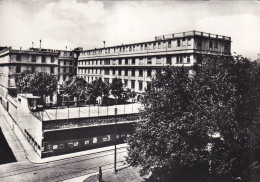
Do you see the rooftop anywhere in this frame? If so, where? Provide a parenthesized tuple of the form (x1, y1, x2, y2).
(33, 103, 142, 121)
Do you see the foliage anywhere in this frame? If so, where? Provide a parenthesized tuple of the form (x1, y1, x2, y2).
(110, 77, 124, 101)
(62, 76, 87, 98)
(127, 55, 260, 182)
(16, 70, 57, 104)
(88, 77, 109, 104)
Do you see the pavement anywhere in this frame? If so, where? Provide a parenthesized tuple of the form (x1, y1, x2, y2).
(0, 103, 127, 164)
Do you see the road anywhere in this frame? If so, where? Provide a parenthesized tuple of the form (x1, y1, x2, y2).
(0, 145, 127, 182)
(0, 106, 128, 182)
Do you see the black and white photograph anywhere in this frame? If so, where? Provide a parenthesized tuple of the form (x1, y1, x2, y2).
(0, 0, 259, 181)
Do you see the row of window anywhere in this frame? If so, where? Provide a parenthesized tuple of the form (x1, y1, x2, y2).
(50, 134, 129, 151)
(58, 60, 74, 66)
(16, 55, 56, 63)
(15, 66, 55, 74)
(78, 55, 190, 66)
(80, 38, 192, 56)
(78, 68, 153, 77)
(79, 75, 149, 91)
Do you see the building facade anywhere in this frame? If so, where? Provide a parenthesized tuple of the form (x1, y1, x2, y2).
(0, 47, 59, 107)
(77, 30, 231, 96)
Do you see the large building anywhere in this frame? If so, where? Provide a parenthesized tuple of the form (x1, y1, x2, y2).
(0, 47, 59, 108)
(0, 47, 78, 108)
(77, 30, 231, 97)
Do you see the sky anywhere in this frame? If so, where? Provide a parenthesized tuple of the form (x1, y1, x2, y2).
(0, 0, 259, 60)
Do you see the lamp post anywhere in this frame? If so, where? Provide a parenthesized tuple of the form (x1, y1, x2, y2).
(114, 107, 117, 173)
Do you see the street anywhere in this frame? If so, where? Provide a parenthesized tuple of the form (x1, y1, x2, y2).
(0, 147, 127, 182)
(0, 107, 128, 182)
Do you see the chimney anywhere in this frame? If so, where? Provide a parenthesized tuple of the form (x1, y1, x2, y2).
(39, 40, 42, 50)
(32, 42, 34, 48)
(103, 41, 106, 48)
(20, 47, 22, 50)
(65, 46, 67, 50)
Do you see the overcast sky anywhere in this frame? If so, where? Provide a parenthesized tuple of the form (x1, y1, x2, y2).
(0, 0, 259, 60)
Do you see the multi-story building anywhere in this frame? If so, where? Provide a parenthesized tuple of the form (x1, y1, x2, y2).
(77, 30, 231, 99)
(0, 47, 59, 108)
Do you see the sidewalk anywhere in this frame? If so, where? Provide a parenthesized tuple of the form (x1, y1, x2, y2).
(0, 103, 127, 164)
(81, 166, 143, 182)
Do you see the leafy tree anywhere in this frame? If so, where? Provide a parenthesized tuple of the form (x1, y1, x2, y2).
(127, 55, 260, 182)
(16, 70, 57, 106)
(110, 77, 124, 103)
(62, 76, 88, 105)
(88, 77, 109, 105)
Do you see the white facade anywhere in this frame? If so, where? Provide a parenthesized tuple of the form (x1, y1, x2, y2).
(77, 31, 231, 93)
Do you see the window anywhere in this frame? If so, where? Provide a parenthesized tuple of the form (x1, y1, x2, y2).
(51, 57, 55, 63)
(113, 69, 116, 75)
(104, 59, 110, 65)
(119, 59, 122, 65)
(85, 140, 90, 145)
(59, 144, 64, 149)
(158, 43, 161, 49)
(177, 39, 181, 47)
(31, 66, 35, 73)
(124, 80, 128, 87)
(53, 145, 58, 150)
(131, 80, 135, 89)
(125, 59, 128, 65)
(139, 82, 143, 91)
(168, 41, 171, 48)
(198, 39, 202, 47)
(166, 56, 171, 64)
(147, 69, 152, 77)
(42, 56, 46, 63)
(146, 81, 151, 90)
(153, 43, 156, 49)
(140, 45, 143, 51)
(103, 135, 110, 142)
(74, 142, 79, 147)
(139, 58, 143, 65)
(132, 59, 135, 65)
(64, 60, 66, 65)
(32, 55, 36, 62)
(131, 69, 135, 76)
(156, 56, 162, 64)
(118, 69, 122, 76)
(68, 142, 73, 147)
(93, 137, 97, 143)
(104, 69, 109, 75)
(209, 40, 213, 48)
(51, 67, 54, 74)
(125, 69, 128, 76)
(187, 55, 191, 63)
(139, 69, 143, 77)
(214, 42, 218, 49)
(147, 58, 152, 64)
(187, 38, 191, 46)
(17, 54, 21, 61)
(177, 56, 183, 64)
(182, 38, 186, 46)
(16, 66, 21, 73)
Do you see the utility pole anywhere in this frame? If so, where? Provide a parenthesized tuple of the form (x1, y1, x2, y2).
(114, 107, 117, 173)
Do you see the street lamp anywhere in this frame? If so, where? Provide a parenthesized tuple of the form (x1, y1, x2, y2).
(114, 107, 117, 173)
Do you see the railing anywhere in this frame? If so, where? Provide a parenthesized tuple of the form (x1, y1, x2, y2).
(42, 113, 139, 130)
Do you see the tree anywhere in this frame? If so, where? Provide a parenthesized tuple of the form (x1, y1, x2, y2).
(127, 55, 260, 182)
(16, 70, 57, 106)
(62, 76, 88, 105)
(110, 77, 124, 103)
(88, 77, 109, 105)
